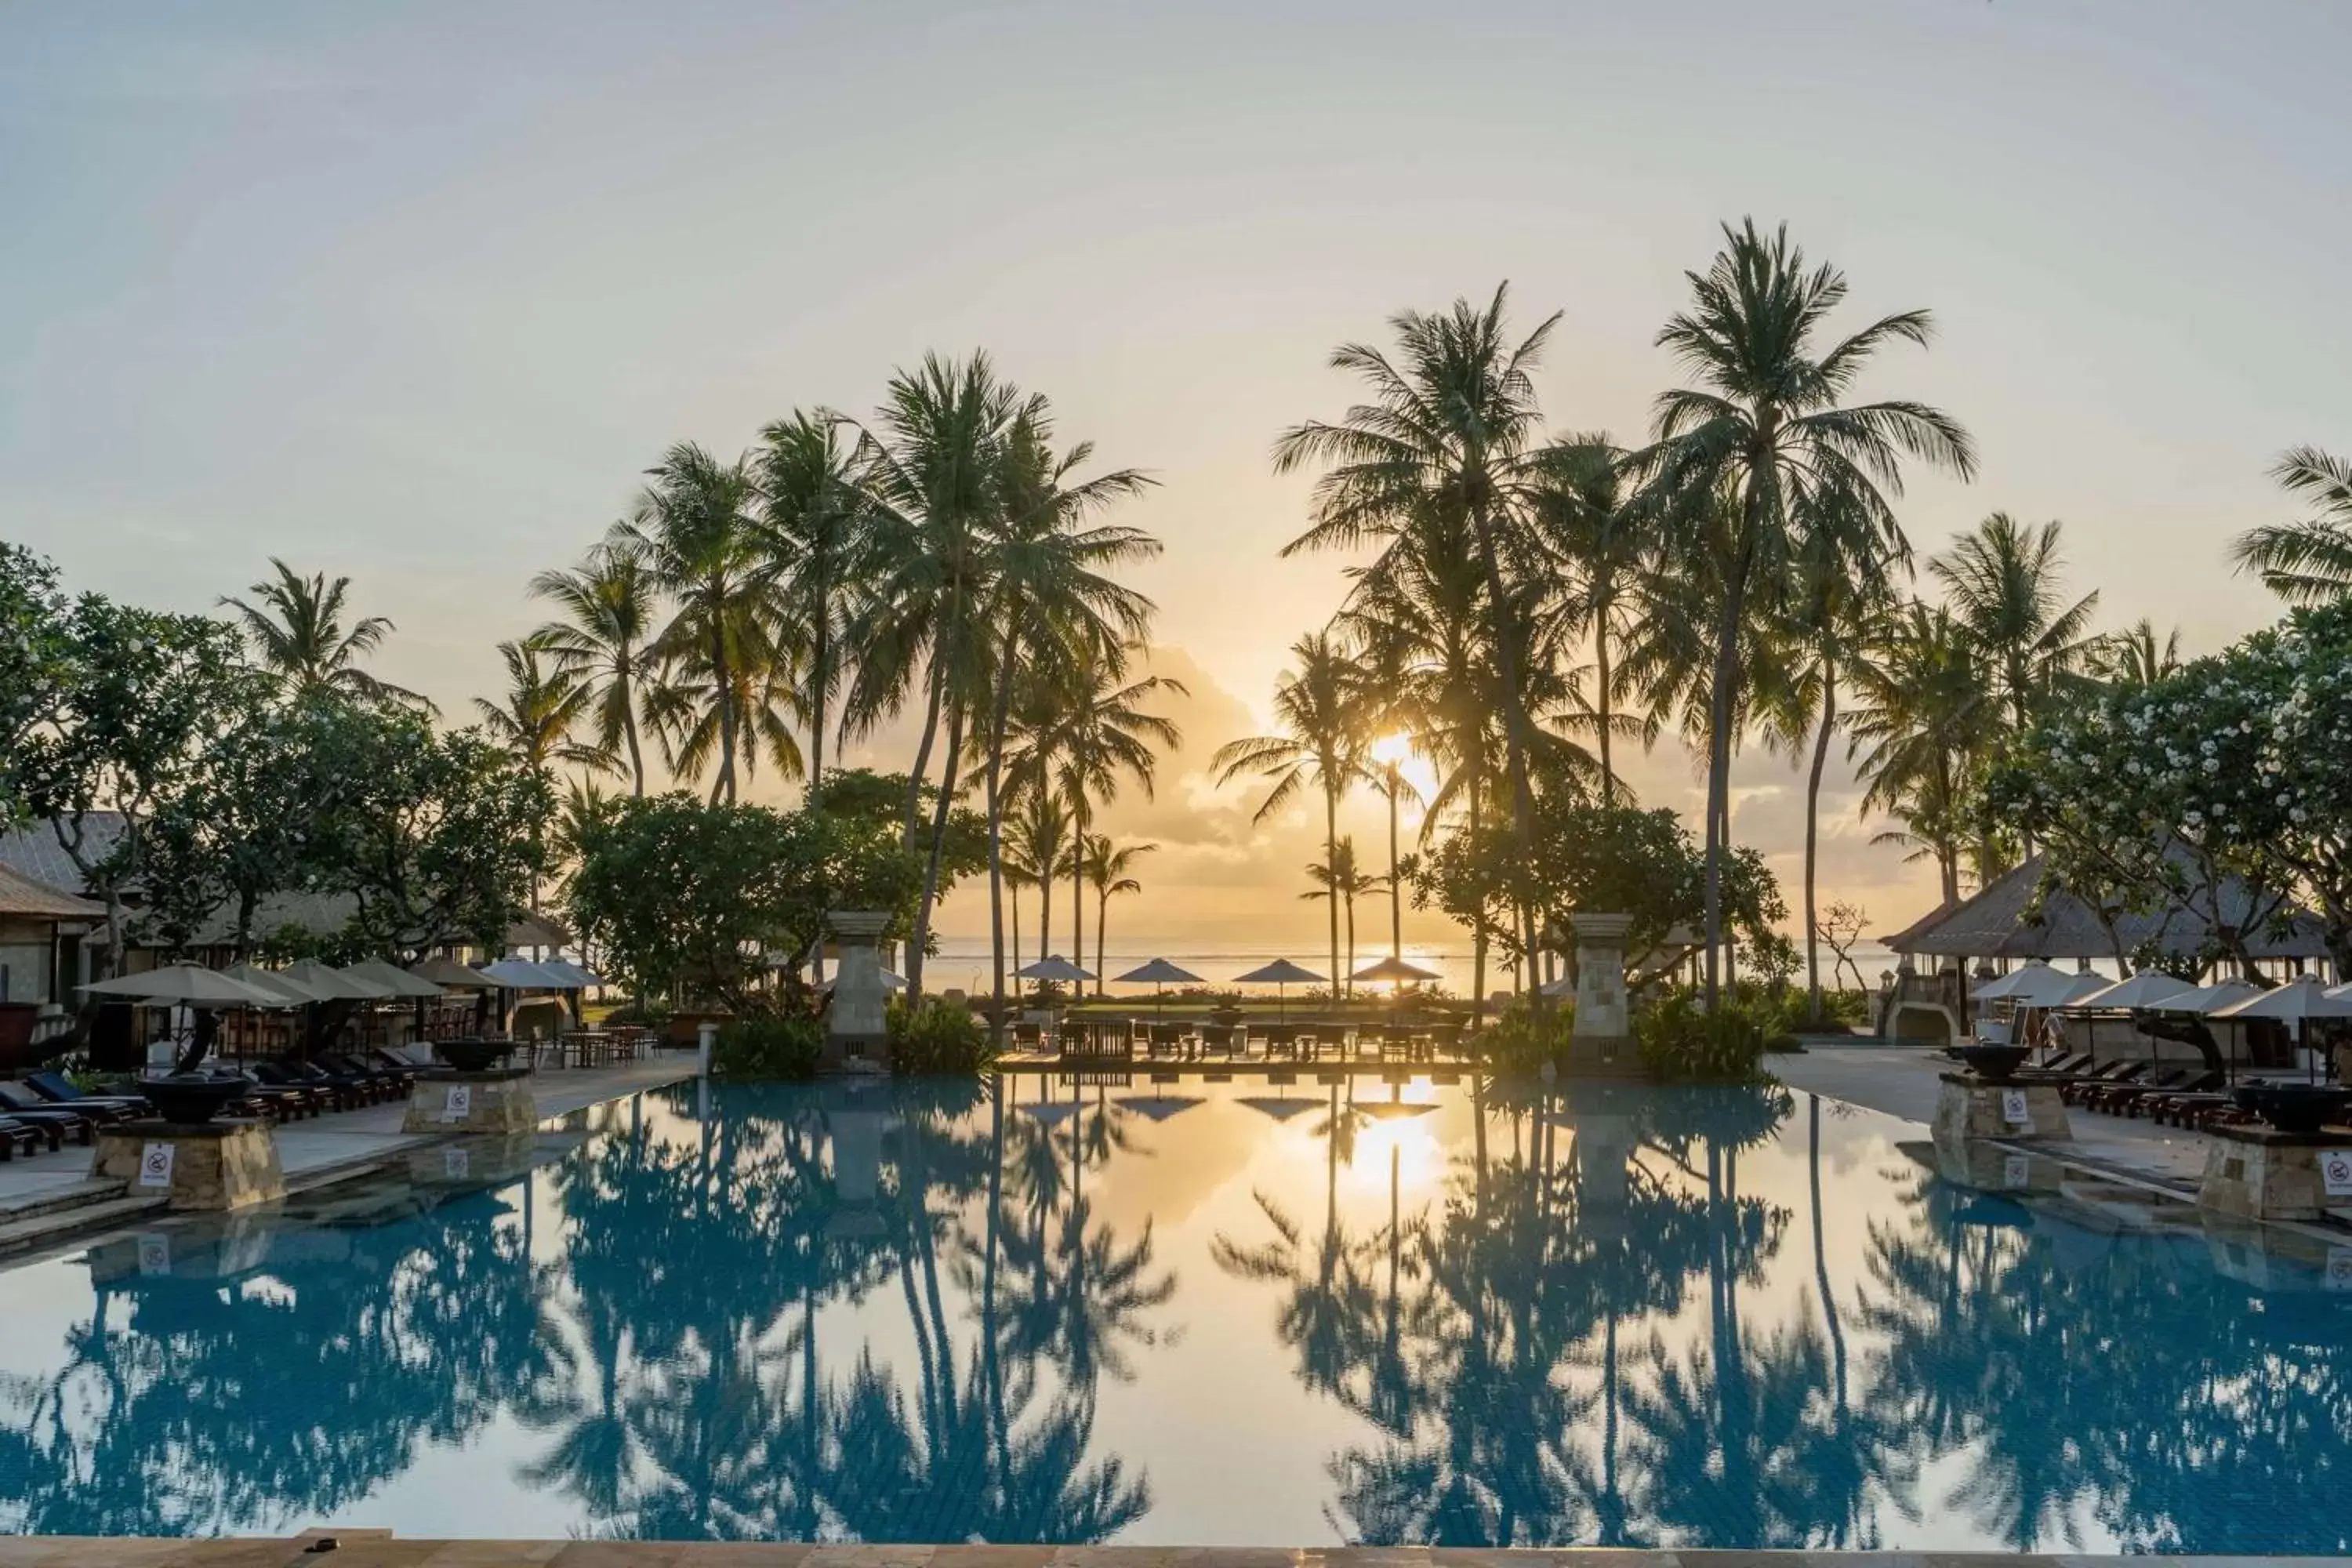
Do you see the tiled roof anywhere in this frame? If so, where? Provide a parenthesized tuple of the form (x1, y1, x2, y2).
(0, 862, 103, 920)
(0, 814, 124, 894)
(1882, 850, 2329, 960)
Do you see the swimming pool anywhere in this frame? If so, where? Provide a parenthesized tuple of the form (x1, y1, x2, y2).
(2, 1073, 2349, 1552)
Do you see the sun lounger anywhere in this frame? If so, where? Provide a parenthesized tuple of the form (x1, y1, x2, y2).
(2061, 1062, 2146, 1105)
(23, 1070, 153, 1116)
(2086, 1066, 2196, 1112)
(0, 1117, 51, 1160)
(0, 1084, 98, 1144)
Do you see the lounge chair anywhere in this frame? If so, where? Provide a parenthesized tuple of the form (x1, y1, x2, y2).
(6, 1077, 143, 1124)
(249, 1060, 363, 1111)
(1199, 1022, 1237, 1058)
(2086, 1066, 2195, 1113)
(0, 1083, 100, 1144)
(2129, 1072, 2225, 1120)
(2060, 1062, 2145, 1105)
(0, 1117, 51, 1160)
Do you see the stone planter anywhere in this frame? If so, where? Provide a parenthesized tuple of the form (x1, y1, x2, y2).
(92, 1119, 285, 1211)
(402, 1067, 539, 1135)
(136, 1076, 254, 1126)
(2198, 1123, 2352, 1221)
(434, 1038, 510, 1074)
(1931, 1072, 2072, 1145)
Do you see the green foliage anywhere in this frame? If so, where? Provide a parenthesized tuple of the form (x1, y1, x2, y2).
(0, 544, 69, 827)
(886, 996, 996, 1076)
(1635, 990, 1773, 1082)
(569, 792, 923, 1010)
(713, 1012, 824, 1080)
(1477, 996, 1576, 1074)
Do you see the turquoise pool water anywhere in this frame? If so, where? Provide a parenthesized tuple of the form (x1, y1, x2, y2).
(2, 1073, 2349, 1552)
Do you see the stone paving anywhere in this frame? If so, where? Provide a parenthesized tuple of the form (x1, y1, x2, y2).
(0, 1544, 2336, 1566)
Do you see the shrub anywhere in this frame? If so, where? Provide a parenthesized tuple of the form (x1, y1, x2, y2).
(1477, 996, 1577, 1074)
(713, 1012, 824, 1080)
(1635, 992, 1769, 1083)
(600, 998, 673, 1029)
(888, 996, 997, 1076)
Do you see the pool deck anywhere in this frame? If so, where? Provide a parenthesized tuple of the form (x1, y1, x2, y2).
(0, 1055, 697, 1255)
(1773, 1043, 2220, 1192)
(0, 1541, 2334, 1566)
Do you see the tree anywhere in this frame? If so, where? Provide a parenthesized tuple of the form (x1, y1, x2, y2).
(756, 410, 870, 789)
(221, 558, 433, 710)
(1214, 631, 1368, 1000)
(568, 793, 923, 1011)
(1929, 513, 2100, 731)
(1641, 219, 1974, 1004)
(1080, 835, 1153, 988)
(2093, 618, 2183, 688)
(2230, 445, 2352, 604)
(0, 544, 68, 826)
(1531, 436, 1652, 803)
(1276, 285, 1562, 877)
(473, 637, 606, 775)
(620, 442, 776, 804)
(1813, 898, 1871, 993)
(1849, 603, 1998, 907)
(532, 539, 662, 796)
(1300, 836, 1379, 990)
(1048, 643, 1181, 999)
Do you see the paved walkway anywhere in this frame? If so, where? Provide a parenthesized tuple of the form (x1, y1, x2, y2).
(1774, 1043, 2217, 1192)
(0, 1056, 697, 1240)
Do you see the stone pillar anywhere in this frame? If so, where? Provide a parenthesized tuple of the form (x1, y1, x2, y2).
(2198, 1125, 2352, 1222)
(401, 1067, 540, 1135)
(824, 911, 893, 1071)
(91, 1119, 285, 1212)
(1565, 912, 1640, 1077)
(1930, 1073, 2071, 1145)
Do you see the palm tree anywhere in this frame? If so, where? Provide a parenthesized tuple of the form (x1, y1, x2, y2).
(1005, 777, 1073, 988)
(1848, 603, 1996, 907)
(756, 410, 869, 789)
(1050, 643, 1183, 999)
(221, 558, 432, 710)
(1080, 835, 1154, 986)
(1929, 513, 2099, 731)
(617, 443, 776, 804)
(1641, 219, 1975, 1003)
(1275, 285, 1562, 873)
(1215, 631, 1369, 1000)
(531, 539, 660, 795)
(473, 638, 605, 774)
(1532, 436, 1653, 802)
(2092, 618, 2182, 688)
(2230, 445, 2352, 604)
(1301, 837, 1381, 992)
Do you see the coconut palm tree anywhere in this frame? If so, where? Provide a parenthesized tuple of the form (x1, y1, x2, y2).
(1049, 643, 1183, 999)
(2092, 618, 2182, 688)
(616, 442, 776, 804)
(531, 539, 661, 796)
(1215, 631, 1370, 1000)
(1641, 219, 1975, 1003)
(474, 637, 605, 774)
(1531, 436, 1654, 803)
(755, 409, 869, 789)
(2230, 445, 2352, 604)
(1848, 603, 1997, 907)
(221, 558, 433, 710)
(1004, 770, 1073, 985)
(1929, 514, 2099, 731)
(1300, 837, 1381, 992)
(1080, 835, 1154, 987)
(1275, 285, 1563, 873)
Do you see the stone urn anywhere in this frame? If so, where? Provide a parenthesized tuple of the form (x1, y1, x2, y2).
(137, 1075, 252, 1126)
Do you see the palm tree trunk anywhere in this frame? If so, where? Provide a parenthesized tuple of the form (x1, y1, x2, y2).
(1323, 785, 1341, 1005)
(1468, 775, 1487, 1026)
(1344, 884, 1356, 993)
(904, 659, 946, 845)
(1469, 502, 1540, 861)
(1703, 493, 1762, 1008)
(1095, 885, 1109, 989)
(908, 700, 966, 1003)
(1804, 657, 1835, 1015)
(984, 615, 1022, 1046)
(1011, 877, 1023, 980)
(620, 658, 648, 798)
(1595, 599, 1616, 804)
(1387, 767, 1403, 959)
(708, 609, 738, 804)
(1072, 787, 1089, 998)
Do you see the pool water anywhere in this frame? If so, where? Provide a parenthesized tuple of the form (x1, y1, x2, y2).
(3, 1073, 2351, 1552)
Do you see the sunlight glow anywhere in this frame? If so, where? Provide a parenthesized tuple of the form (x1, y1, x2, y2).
(1370, 731, 1413, 766)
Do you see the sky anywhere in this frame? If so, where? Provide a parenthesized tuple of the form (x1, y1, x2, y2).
(4, 1, 2350, 954)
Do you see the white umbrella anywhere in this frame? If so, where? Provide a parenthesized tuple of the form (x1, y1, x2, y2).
(341, 959, 446, 999)
(1118, 1092, 1205, 1122)
(2172, 977, 2267, 1014)
(1972, 962, 2063, 1003)
(1234, 958, 1325, 1022)
(2214, 975, 2352, 1022)
(1017, 1100, 1084, 1126)
(220, 963, 335, 1006)
(2066, 970, 2191, 1011)
(80, 964, 285, 1008)
(481, 958, 569, 989)
(1016, 955, 1094, 982)
(1235, 1094, 1314, 1122)
(278, 960, 396, 1000)
(535, 959, 604, 989)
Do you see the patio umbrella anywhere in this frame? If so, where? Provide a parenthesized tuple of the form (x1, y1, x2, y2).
(220, 963, 336, 1006)
(80, 964, 286, 1008)
(2067, 970, 2191, 1011)
(534, 959, 604, 989)
(2221, 975, 2352, 1083)
(1350, 953, 1442, 986)
(1118, 1091, 1205, 1122)
(278, 960, 396, 1000)
(481, 958, 568, 989)
(409, 956, 502, 989)
(1972, 961, 2062, 1003)
(341, 959, 446, 999)
(1358, 1098, 1439, 1121)
(1234, 958, 1323, 1022)
(1016, 954, 1093, 982)
(2173, 977, 2267, 1014)
(1235, 1094, 1313, 1121)
(1116, 957, 1201, 1018)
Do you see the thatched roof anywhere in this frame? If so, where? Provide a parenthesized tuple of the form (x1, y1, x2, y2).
(1882, 853, 2329, 960)
(0, 863, 102, 921)
(506, 910, 572, 950)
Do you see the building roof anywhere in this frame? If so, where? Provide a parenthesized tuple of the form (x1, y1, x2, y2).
(0, 813, 125, 895)
(0, 862, 103, 920)
(1882, 852, 2330, 961)
(506, 910, 573, 950)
